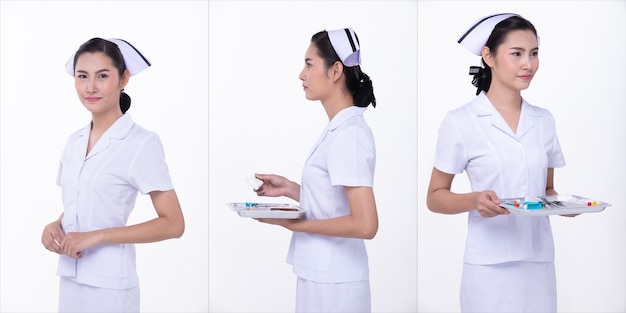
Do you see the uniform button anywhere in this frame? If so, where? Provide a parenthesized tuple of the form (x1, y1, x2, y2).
(520, 163, 526, 169)
(515, 143, 522, 149)
(520, 185, 527, 191)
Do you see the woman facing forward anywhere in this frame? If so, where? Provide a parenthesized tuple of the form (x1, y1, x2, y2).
(41, 38, 184, 313)
(253, 27, 378, 313)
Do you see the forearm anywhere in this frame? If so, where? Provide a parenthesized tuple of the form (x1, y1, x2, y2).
(545, 168, 557, 196)
(427, 189, 478, 214)
(285, 181, 301, 202)
(545, 188, 558, 196)
(51, 212, 64, 226)
(58, 190, 184, 258)
(96, 215, 184, 245)
(289, 213, 377, 239)
(427, 167, 477, 214)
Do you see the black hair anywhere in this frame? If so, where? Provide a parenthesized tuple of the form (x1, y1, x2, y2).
(311, 30, 376, 108)
(470, 15, 539, 95)
(72, 38, 131, 113)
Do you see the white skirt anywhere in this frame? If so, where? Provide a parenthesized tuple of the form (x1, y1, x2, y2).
(460, 261, 556, 313)
(59, 277, 140, 313)
(295, 277, 371, 313)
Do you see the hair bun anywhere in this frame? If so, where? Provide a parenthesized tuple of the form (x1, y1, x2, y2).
(469, 66, 490, 95)
(120, 91, 131, 113)
(355, 72, 376, 108)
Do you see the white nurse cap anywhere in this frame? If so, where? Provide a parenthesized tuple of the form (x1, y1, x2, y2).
(457, 13, 519, 55)
(65, 38, 151, 76)
(328, 27, 361, 67)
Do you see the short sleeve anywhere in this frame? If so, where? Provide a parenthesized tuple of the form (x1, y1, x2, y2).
(56, 162, 63, 187)
(56, 133, 77, 187)
(327, 125, 375, 187)
(128, 133, 174, 194)
(433, 112, 468, 175)
(544, 110, 566, 169)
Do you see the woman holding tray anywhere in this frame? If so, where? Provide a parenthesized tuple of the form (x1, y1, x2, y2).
(426, 14, 567, 312)
(40, 38, 184, 312)
(253, 27, 378, 312)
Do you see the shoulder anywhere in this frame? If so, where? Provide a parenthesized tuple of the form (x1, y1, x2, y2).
(130, 122, 159, 138)
(331, 111, 374, 145)
(64, 123, 89, 144)
(523, 99, 557, 122)
(444, 97, 477, 121)
(126, 122, 159, 141)
(340, 114, 373, 136)
(332, 107, 373, 133)
(344, 113, 371, 130)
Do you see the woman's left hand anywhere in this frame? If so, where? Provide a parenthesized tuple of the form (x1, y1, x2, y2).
(60, 231, 102, 259)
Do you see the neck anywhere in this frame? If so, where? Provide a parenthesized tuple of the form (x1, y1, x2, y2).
(486, 85, 522, 111)
(91, 110, 123, 131)
(321, 89, 353, 121)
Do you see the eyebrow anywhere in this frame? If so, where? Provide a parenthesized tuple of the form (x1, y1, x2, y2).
(75, 69, 111, 74)
(509, 46, 539, 51)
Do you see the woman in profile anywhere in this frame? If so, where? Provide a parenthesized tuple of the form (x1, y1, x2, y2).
(253, 27, 378, 313)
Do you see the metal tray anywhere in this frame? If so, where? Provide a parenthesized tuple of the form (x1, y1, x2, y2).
(499, 194, 611, 216)
(227, 202, 306, 219)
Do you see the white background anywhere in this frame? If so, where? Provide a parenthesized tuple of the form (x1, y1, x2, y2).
(0, 1, 208, 312)
(2, 1, 624, 313)
(417, 1, 626, 313)
(208, 1, 417, 312)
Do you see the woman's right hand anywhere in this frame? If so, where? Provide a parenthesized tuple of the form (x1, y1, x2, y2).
(42, 219, 65, 254)
(254, 173, 298, 200)
(474, 190, 510, 218)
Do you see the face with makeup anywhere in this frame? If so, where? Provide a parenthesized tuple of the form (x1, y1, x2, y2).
(74, 52, 129, 115)
(483, 29, 539, 93)
(298, 43, 338, 102)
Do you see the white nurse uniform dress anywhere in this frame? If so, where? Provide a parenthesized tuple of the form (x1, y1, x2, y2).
(434, 92, 566, 312)
(288, 106, 376, 313)
(56, 113, 174, 312)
